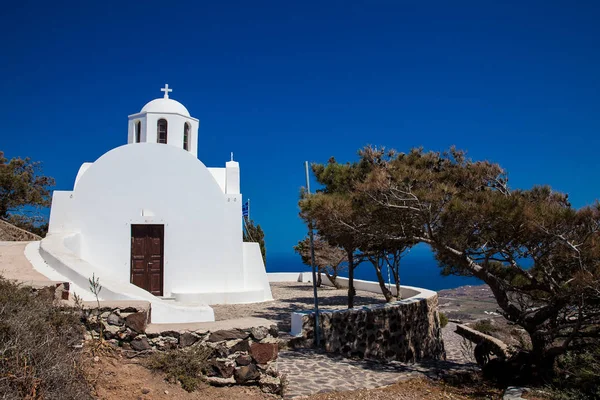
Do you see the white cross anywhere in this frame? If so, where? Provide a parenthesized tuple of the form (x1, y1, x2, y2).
(160, 84, 173, 99)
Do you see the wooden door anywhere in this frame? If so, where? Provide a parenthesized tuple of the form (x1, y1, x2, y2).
(130, 224, 164, 296)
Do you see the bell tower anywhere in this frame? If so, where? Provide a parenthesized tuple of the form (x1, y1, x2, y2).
(127, 84, 200, 157)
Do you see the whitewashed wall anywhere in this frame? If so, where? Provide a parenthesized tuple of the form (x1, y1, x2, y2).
(47, 143, 270, 301)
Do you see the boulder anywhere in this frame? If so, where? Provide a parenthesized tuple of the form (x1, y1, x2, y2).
(234, 364, 260, 383)
(208, 329, 249, 342)
(259, 374, 283, 395)
(235, 354, 253, 366)
(231, 340, 250, 353)
(131, 336, 152, 351)
(211, 358, 236, 378)
(179, 332, 199, 347)
(250, 342, 278, 364)
(107, 313, 123, 326)
(205, 376, 235, 386)
(159, 330, 180, 339)
(125, 312, 148, 333)
(103, 323, 121, 338)
(250, 326, 269, 341)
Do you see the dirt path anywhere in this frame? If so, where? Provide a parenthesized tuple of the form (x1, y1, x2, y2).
(0, 241, 50, 283)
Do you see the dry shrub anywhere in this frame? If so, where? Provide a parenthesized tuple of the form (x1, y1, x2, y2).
(146, 345, 213, 392)
(0, 276, 92, 399)
(472, 319, 497, 335)
(438, 312, 449, 328)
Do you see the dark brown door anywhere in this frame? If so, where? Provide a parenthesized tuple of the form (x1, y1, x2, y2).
(130, 224, 164, 296)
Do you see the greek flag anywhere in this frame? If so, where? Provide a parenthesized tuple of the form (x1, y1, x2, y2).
(242, 201, 249, 217)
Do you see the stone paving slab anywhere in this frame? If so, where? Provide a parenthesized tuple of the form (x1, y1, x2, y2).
(278, 348, 474, 399)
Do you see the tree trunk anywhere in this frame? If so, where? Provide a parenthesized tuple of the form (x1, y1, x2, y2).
(347, 250, 355, 309)
(394, 258, 401, 300)
(316, 270, 322, 287)
(324, 269, 342, 289)
(370, 257, 394, 302)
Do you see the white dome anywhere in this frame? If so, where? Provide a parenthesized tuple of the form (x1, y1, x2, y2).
(141, 98, 190, 117)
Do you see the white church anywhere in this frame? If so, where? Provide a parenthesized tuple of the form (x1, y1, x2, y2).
(35, 85, 272, 323)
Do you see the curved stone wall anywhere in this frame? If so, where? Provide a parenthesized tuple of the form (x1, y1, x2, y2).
(291, 287, 445, 362)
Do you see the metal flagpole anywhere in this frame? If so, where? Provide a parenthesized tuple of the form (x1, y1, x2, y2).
(305, 161, 321, 347)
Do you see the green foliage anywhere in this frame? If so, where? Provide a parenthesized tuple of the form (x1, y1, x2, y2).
(0, 151, 55, 216)
(303, 144, 600, 382)
(0, 151, 54, 235)
(4, 213, 48, 237)
(294, 235, 347, 288)
(243, 217, 266, 265)
(146, 346, 213, 392)
(549, 345, 600, 400)
(472, 319, 497, 335)
(438, 312, 449, 328)
(0, 276, 92, 399)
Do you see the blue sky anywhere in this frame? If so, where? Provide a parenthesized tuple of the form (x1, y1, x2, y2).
(1, 1, 599, 261)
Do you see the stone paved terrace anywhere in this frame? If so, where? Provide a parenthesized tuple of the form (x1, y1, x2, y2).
(214, 281, 474, 398)
(278, 349, 473, 399)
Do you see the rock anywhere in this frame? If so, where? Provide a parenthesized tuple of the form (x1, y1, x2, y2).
(268, 325, 279, 338)
(205, 342, 228, 358)
(503, 386, 528, 400)
(179, 332, 199, 347)
(234, 364, 260, 383)
(259, 336, 279, 344)
(264, 361, 278, 377)
(250, 342, 278, 364)
(125, 312, 148, 333)
(259, 374, 283, 395)
(250, 326, 269, 341)
(93, 356, 100, 363)
(131, 336, 152, 351)
(159, 330, 180, 339)
(211, 358, 235, 378)
(235, 354, 253, 366)
(208, 328, 249, 342)
(141, 388, 150, 394)
(103, 323, 121, 338)
(107, 313, 124, 326)
(205, 376, 236, 386)
(222, 339, 251, 354)
(164, 390, 169, 395)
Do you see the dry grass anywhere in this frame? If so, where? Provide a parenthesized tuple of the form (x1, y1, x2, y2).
(0, 276, 92, 399)
(146, 346, 213, 392)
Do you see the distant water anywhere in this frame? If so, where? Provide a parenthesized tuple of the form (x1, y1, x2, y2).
(267, 243, 481, 292)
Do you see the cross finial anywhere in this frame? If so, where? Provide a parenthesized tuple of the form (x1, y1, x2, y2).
(160, 84, 173, 99)
(231, 152, 234, 161)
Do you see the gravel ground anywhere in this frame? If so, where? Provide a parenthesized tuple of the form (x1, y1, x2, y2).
(212, 282, 387, 332)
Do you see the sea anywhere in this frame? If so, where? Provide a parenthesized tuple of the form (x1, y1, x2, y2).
(266, 243, 482, 292)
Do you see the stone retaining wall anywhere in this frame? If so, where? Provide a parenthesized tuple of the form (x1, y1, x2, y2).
(293, 293, 445, 362)
(82, 303, 283, 394)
